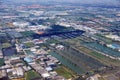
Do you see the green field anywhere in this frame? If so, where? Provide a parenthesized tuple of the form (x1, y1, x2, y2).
(95, 34, 112, 44)
(66, 39, 120, 66)
(20, 31, 34, 37)
(2, 43, 12, 49)
(55, 66, 77, 79)
(26, 70, 41, 80)
(47, 38, 60, 44)
(89, 52, 106, 60)
(24, 42, 34, 48)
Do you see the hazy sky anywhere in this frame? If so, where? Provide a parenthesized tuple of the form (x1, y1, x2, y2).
(5, 0, 120, 5)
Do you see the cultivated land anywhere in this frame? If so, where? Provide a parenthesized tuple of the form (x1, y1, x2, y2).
(65, 37, 120, 66)
(26, 70, 41, 80)
(47, 38, 120, 71)
(55, 65, 77, 79)
(0, 2, 120, 80)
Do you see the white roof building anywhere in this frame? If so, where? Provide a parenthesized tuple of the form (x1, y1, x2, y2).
(41, 73, 50, 78)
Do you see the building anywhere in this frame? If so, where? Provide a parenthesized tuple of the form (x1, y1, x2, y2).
(0, 70, 7, 80)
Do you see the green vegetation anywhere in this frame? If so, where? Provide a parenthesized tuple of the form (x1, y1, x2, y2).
(26, 70, 41, 80)
(21, 31, 34, 37)
(95, 34, 112, 44)
(65, 39, 120, 66)
(24, 42, 34, 48)
(2, 43, 12, 49)
(55, 66, 77, 79)
(49, 51, 86, 74)
(90, 52, 106, 60)
(88, 51, 120, 66)
(0, 58, 4, 67)
(75, 44, 120, 66)
(47, 39, 60, 44)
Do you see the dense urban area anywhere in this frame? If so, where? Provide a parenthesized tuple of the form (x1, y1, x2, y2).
(0, 1, 120, 80)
